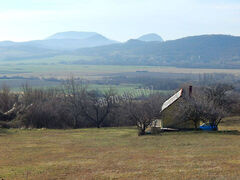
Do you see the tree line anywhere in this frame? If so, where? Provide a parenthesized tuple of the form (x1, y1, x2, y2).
(0, 79, 240, 135)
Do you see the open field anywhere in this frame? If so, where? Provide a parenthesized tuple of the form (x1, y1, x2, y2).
(0, 79, 140, 93)
(1, 64, 240, 80)
(0, 118, 240, 180)
(1, 64, 239, 93)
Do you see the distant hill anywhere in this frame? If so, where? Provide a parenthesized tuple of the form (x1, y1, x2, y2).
(1, 34, 240, 68)
(24, 34, 118, 50)
(0, 31, 119, 51)
(138, 33, 163, 42)
(73, 35, 240, 68)
(0, 41, 16, 47)
(0, 44, 60, 61)
(40, 31, 119, 50)
(47, 31, 98, 40)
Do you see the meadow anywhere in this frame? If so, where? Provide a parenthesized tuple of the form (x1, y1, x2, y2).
(1, 63, 240, 92)
(1, 64, 240, 179)
(1, 64, 240, 80)
(0, 117, 240, 180)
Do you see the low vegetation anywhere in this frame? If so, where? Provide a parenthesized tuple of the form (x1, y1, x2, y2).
(0, 74, 240, 179)
(1, 77, 240, 135)
(0, 121, 240, 179)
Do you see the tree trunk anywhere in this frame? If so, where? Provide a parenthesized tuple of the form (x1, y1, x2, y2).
(194, 122, 198, 130)
(97, 122, 101, 128)
(138, 128, 146, 136)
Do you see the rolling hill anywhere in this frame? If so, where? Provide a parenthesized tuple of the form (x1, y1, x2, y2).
(72, 35, 240, 68)
(0, 31, 119, 60)
(137, 33, 163, 42)
(47, 31, 99, 40)
(35, 31, 119, 50)
(0, 44, 60, 61)
(1, 33, 240, 68)
(0, 31, 118, 52)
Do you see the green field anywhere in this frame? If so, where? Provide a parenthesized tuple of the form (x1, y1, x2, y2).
(1, 64, 240, 80)
(1, 63, 240, 93)
(0, 118, 240, 180)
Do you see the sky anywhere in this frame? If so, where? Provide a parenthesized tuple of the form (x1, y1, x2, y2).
(0, 0, 240, 42)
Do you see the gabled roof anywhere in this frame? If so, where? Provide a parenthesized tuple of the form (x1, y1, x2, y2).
(161, 89, 183, 112)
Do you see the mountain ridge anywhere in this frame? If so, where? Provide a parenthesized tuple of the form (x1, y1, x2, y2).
(137, 33, 163, 42)
(0, 31, 119, 50)
(47, 31, 99, 40)
(1, 33, 240, 68)
(72, 34, 240, 68)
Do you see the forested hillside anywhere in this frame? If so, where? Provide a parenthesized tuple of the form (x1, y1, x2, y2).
(74, 35, 240, 68)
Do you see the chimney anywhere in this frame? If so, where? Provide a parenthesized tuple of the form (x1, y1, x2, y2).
(189, 85, 193, 97)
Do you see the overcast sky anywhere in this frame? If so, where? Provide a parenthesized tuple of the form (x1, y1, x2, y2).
(0, 0, 240, 42)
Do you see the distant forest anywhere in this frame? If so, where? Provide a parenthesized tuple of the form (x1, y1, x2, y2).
(73, 35, 240, 68)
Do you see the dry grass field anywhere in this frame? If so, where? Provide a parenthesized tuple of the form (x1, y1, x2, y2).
(0, 118, 240, 180)
(1, 64, 240, 80)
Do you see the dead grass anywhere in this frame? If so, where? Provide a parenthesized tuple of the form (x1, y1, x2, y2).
(0, 123, 240, 179)
(1, 64, 240, 80)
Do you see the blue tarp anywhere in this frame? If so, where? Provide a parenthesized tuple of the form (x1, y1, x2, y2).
(200, 124, 218, 131)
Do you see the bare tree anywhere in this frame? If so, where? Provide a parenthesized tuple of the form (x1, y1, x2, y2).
(0, 84, 16, 113)
(181, 85, 228, 130)
(62, 78, 118, 128)
(201, 85, 230, 127)
(228, 91, 240, 115)
(62, 78, 87, 128)
(80, 88, 118, 128)
(0, 84, 19, 122)
(127, 93, 164, 135)
(204, 84, 233, 107)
